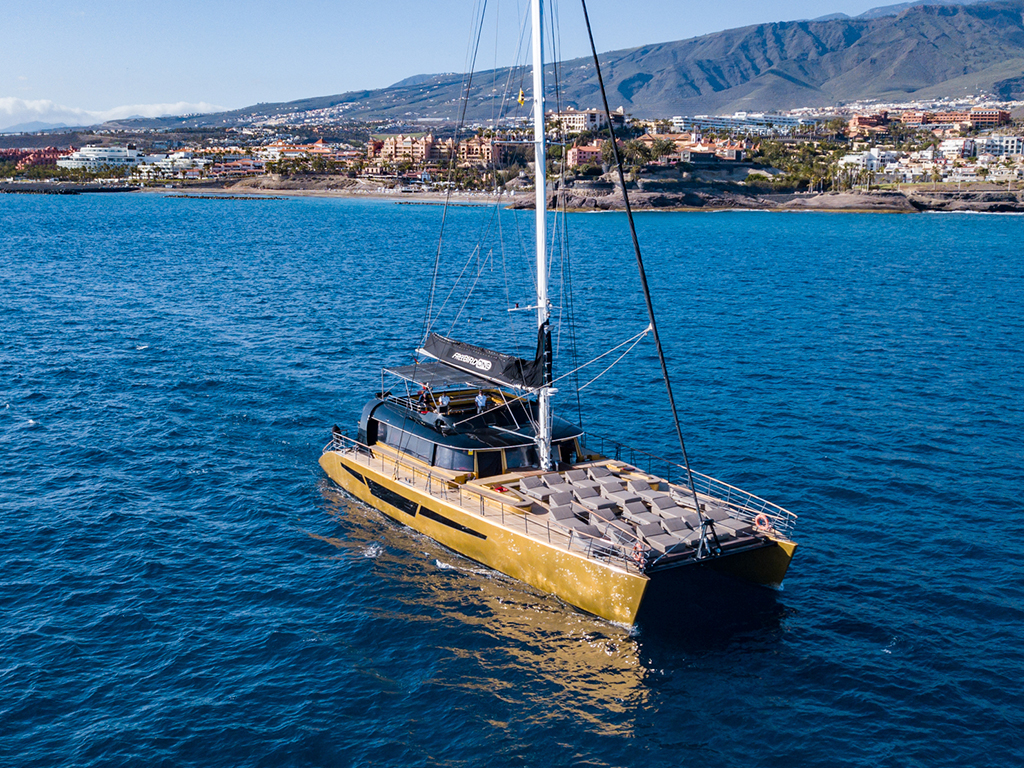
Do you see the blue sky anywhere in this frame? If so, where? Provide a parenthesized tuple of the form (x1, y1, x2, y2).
(2, 0, 896, 131)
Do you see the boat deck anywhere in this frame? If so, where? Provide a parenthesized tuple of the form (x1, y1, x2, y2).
(326, 433, 796, 575)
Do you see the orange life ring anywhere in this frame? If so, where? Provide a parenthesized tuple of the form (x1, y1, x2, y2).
(754, 513, 772, 531)
(631, 541, 647, 565)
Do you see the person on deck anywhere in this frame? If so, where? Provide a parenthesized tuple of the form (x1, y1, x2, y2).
(438, 393, 451, 415)
(475, 391, 487, 414)
(417, 384, 432, 413)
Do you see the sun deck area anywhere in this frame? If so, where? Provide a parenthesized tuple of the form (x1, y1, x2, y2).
(324, 431, 797, 574)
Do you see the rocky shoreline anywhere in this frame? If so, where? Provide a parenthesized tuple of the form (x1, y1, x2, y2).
(524, 185, 1024, 214)
(6, 176, 1024, 213)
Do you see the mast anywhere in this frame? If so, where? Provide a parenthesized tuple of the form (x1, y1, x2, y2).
(532, 0, 553, 470)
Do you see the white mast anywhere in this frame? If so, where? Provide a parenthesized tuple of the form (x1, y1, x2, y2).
(531, 0, 552, 470)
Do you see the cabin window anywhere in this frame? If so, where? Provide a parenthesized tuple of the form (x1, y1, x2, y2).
(435, 445, 475, 472)
(377, 422, 389, 445)
(504, 445, 537, 471)
(475, 450, 503, 478)
(392, 428, 434, 464)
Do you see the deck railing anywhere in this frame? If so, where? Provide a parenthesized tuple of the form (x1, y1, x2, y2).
(323, 432, 645, 574)
(579, 432, 798, 539)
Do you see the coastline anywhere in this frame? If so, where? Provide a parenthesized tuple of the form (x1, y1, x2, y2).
(8, 176, 1024, 214)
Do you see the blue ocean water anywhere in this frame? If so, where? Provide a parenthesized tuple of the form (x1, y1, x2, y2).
(2, 192, 1022, 767)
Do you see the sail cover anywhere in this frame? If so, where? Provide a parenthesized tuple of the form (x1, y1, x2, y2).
(420, 328, 548, 391)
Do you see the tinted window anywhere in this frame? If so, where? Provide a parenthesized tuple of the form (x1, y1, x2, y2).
(435, 445, 475, 472)
(504, 445, 537, 470)
(389, 428, 434, 464)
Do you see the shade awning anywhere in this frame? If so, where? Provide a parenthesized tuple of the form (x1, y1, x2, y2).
(383, 360, 504, 392)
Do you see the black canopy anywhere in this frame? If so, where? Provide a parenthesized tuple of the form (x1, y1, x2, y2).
(420, 326, 549, 392)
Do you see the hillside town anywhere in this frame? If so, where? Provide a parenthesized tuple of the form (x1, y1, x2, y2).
(3, 98, 1024, 200)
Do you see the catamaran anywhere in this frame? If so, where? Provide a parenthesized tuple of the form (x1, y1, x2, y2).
(319, 0, 798, 625)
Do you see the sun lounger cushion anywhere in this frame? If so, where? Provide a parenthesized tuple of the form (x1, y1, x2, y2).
(548, 504, 578, 521)
(604, 489, 642, 506)
(643, 532, 687, 555)
(661, 516, 693, 534)
(559, 519, 602, 538)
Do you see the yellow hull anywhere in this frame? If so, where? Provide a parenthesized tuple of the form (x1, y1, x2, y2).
(320, 450, 650, 624)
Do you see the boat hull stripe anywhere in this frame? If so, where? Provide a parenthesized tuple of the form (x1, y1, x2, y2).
(365, 477, 419, 516)
(419, 507, 487, 540)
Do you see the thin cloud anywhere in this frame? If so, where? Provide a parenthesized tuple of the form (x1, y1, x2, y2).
(0, 97, 226, 131)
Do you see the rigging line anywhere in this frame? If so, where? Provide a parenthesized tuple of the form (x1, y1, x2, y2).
(423, 0, 490, 344)
(576, 330, 650, 392)
(448, 207, 506, 333)
(427, 177, 503, 336)
(556, 134, 584, 428)
(448, 390, 535, 429)
(548, 325, 650, 388)
(429, 241, 484, 333)
(580, 0, 707, 527)
(495, 4, 530, 125)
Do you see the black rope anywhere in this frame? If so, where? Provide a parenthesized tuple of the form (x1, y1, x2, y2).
(579, 0, 709, 532)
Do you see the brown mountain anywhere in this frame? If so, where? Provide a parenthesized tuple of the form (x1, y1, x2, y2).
(112, 1, 1024, 131)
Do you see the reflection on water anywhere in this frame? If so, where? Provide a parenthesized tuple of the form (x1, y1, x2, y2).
(315, 481, 789, 727)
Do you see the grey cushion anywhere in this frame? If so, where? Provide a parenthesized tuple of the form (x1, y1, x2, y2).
(519, 475, 545, 491)
(637, 521, 664, 538)
(626, 479, 652, 493)
(604, 489, 642, 506)
(587, 466, 615, 481)
(589, 507, 618, 525)
(548, 504, 578, 521)
(545, 483, 575, 496)
(559, 519, 602, 538)
(648, 496, 680, 516)
(643, 533, 687, 555)
(662, 516, 692, 534)
(521, 483, 552, 502)
(548, 491, 574, 507)
(564, 469, 589, 484)
(620, 501, 650, 519)
(706, 507, 732, 522)
(624, 510, 661, 526)
(602, 518, 637, 544)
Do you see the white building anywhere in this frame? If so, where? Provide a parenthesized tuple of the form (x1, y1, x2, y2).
(838, 148, 900, 172)
(671, 112, 820, 136)
(548, 107, 625, 133)
(57, 145, 145, 170)
(938, 138, 974, 159)
(974, 135, 1023, 157)
(134, 152, 211, 179)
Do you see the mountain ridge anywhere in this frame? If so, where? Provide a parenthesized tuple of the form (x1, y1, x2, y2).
(106, 1, 1024, 131)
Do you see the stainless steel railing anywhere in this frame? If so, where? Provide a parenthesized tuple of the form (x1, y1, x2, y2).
(579, 432, 798, 539)
(323, 432, 645, 574)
